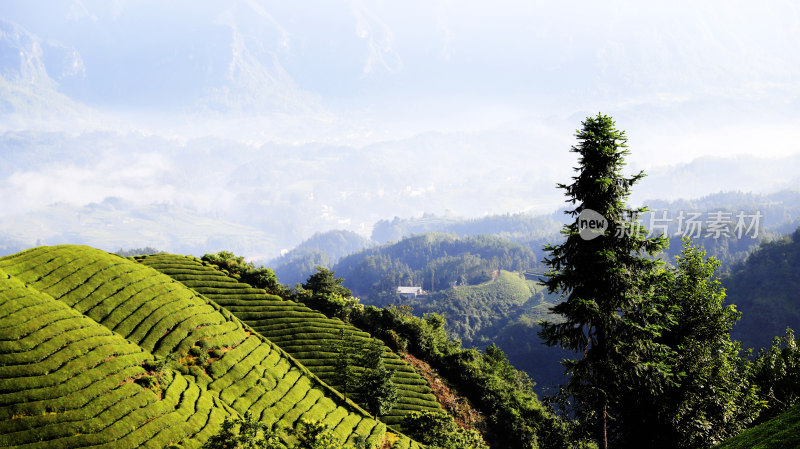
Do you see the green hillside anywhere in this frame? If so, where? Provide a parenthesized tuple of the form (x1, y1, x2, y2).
(334, 233, 538, 301)
(0, 265, 233, 447)
(267, 230, 372, 286)
(0, 246, 397, 448)
(725, 227, 800, 351)
(135, 253, 441, 428)
(715, 404, 800, 449)
(414, 270, 537, 344)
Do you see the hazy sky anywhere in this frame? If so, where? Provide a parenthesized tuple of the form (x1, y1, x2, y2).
(3, 1, 799, 146)
(1, 1, 799, 251)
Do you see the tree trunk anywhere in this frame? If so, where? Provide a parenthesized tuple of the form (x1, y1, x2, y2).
(603, 403, 608, 449)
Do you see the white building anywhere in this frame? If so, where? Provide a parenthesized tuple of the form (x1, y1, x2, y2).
(396, 286, 424, 298)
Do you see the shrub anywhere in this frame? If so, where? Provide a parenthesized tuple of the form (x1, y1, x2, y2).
(401, 410, 488, 449)
(202, 412, 286, 449)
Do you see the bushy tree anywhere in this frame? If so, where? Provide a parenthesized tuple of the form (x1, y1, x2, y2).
(302, 267, 352, 298)
(202, 412, 286, 449)
(401, 410, 489, 449)
(295, 419, 361, 449)
(297, 267, 361, 320)
(203, 416, 363, 449)
(202, 251, 284, 296)
(327, 329, 397, 416)
(356, 340, 397, 416)
(329, 328, 359, 401)
(539, 114, 671, 448)
(753, 327, 800, 423)
(618, 241, 762, 448)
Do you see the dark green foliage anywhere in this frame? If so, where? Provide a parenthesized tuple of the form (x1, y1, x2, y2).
(296, 267, 359, 320)
(753, 328, 800, 423)
(327, 330, 398, 417)
(663, 232, 767, 276)
(350, 305, 589, 449)
(134, 374, 158, 389)
(333, 233, 537, 299)
(539, 114, 670, 448)
(188, 343, 211, 367)
(203, 251, 285, 296)
(357, 340, 398, 417)
(616, 241, 762, 448)
(724, 227, 800, 351)
(302, 267, 353, 298)
(401, 411, 488, 449)
(202, 412, 286, 449)
(294, 419, 360, 449)
(329, 329, 359, 401)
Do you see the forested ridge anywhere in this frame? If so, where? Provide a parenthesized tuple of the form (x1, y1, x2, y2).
(333, 233, 538, 299)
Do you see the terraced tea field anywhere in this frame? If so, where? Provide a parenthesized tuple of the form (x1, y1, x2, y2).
(0, 266, 232, 448)
(0, 246, 401, 448)
(135, 254, 441, 428)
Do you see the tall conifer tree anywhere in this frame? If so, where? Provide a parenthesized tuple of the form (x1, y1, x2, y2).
(539, 114, 670, 448)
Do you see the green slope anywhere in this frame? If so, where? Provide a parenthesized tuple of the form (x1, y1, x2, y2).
(0, 266, 233, 448)
(417, 270, 538, 344)
(334, 232, 538, 299)
(725, 227, 800, 351)
(135, 253, 441, 428)
(0, 246, 393, 448)
(715, 404, 800, 449)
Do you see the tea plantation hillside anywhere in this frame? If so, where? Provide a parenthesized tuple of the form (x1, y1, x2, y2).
(0, 266, 233, 448)
(135, 253, 441, 428)
(0, 246, 406, 448)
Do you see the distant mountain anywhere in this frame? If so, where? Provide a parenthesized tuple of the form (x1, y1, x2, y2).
(332, 237, 568, 393)
(1, 117, 797, 265)
(635, 156, 800, 204)
(644, 190, 800, 273)
(371, 212, 563, 250)
(724, 227, 800, 351)
(0, 19, 88, 120)
(1, 2, 329, 117)
(267, 230, 372, 286)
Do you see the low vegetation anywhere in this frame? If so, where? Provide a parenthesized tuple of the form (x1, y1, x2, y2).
(714, 404, 800, 449)
(135, 253, 441, 429)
